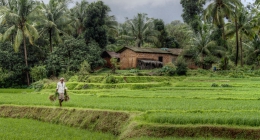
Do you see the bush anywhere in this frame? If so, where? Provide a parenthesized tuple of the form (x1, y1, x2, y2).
(30, 65, 47, 82)
(30, 79, 52, 91)
(78, 61, 91, 82)
(221, 83, 231, 87)
(0, 67, 13, 86)
(159, 63, 176, 76)
(175, 57, 188, 75)
(211, 83, 219, 87)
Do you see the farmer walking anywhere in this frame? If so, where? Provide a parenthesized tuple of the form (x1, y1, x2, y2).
(56, 77, 67, 107)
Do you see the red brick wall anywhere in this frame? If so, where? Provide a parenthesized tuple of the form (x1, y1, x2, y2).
(120, 49, 177, 69)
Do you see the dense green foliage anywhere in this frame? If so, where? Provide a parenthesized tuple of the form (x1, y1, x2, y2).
(0, 0, 260, 88)
(84, 1, 110, 49)
(180, 0, 206, 32)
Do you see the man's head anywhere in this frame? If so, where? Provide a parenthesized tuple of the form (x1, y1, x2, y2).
(60, 77, 64, 83)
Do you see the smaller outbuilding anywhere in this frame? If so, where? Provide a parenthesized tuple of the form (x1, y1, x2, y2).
(101, 51, 120, 68)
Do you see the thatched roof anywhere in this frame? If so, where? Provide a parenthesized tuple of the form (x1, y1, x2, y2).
(117, 46, 183, 56)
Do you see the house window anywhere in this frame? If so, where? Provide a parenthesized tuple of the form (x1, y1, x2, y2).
(158, 57, 163, 62)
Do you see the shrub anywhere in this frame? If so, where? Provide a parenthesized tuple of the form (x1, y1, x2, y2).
(30, 79, 52, 91)
(221, 83, 231, 87)
(30, 65, 47, 82)
(110, 57, 119, 74)
(159, 63, 176, 76)
(175, 57, 188, 75)
(211, 83, 219, 87)
(0, 67, 13, 86)
(228, 70, 245, 78)
(78, 61, 91, 82)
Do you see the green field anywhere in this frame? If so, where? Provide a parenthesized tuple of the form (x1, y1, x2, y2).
(0, 118, 116, 140)
(1, 75, 260, 139)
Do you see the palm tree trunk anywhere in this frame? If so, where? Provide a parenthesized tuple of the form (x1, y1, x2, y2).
(235, 18, 239, 66)
(222, 26, 227, 49)
(49, 29, 52, 53)
(23, 32, 30, 86)
(240, 36, 243, 67)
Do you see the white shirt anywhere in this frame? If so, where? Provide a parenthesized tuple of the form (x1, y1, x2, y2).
(56, 81, 66, 94)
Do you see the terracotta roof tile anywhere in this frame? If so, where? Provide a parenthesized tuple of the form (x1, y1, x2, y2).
(117, 46, 183, 55)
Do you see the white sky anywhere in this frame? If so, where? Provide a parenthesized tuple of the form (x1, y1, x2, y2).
(42, 0, 256, 24)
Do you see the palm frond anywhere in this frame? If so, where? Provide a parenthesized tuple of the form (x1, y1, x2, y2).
(14, 28, 23, 52)
(25, 23, 39, 44)
(3, 25, 15, 41)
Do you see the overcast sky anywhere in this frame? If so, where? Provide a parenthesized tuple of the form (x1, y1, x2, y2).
(42, 0, 255, 24)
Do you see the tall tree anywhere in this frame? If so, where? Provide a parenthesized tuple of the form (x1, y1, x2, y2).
(70, 0, 88, 36)
(40, 0, 72, 52)
(126, 13, 158, 47)
(153, 19, 168, 48)
(204, 0, 242, 48)
(0, 0, 40, 85)
(192, 23, 224, 68)
(166, 20, 193, 48)
(84, 1, 110, 49)
(115, 23, 134, 47)
(225, 6, 255, 66)
(180, 0, 206, 33)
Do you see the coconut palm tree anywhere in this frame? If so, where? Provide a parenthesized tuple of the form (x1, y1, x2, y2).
(204, 0, 242, 48)
(126, 13, 158, 47)
(243, 35, 260, 65)
(225, 6, 255, 66)
(70, 0, 88, 36)
(192, 23, 224, 68)
(0, 0, 40, 85)
(105, 15, 118, 40)
(117, 22, 134, 46)
(39, 0, 73, 52)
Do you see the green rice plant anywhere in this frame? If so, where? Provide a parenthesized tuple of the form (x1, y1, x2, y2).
(139, 111, 260, 127)
(0, 118, 116, 140)
(74, 83, 89, 90)
(86, 76, 104, 83)
(0, 88, 34, 93)
(65, 82, 79, 90)
(68, 75, 78, 82)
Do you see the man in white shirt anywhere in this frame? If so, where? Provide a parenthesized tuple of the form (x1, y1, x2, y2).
(56, 77, 66, 107)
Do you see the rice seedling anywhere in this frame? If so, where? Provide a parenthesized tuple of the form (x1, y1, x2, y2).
(0, 118, 116, 140)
